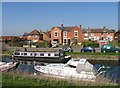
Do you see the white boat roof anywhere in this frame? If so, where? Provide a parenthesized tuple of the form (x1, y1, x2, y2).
(79, 59, 87, 64)
(0, 62, 6, 65)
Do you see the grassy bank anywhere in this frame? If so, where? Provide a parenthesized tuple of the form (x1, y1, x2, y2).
(2, 50, 14, 56)
(2, 72, 118, 87)
(66, 52, 119, 56)
(65, 52, 119, 61)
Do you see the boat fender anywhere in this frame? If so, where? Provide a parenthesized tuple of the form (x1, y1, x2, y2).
(59, 50, 65, 60)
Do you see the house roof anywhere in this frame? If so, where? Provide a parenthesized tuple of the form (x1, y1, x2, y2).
(27, 29, 40, 35)
(116, 30, 120, 33)
(42, 31, 51, 37)
(52, 27, 75, 32)
(2, 36, 14, 40)
(82, 28, 114, 33)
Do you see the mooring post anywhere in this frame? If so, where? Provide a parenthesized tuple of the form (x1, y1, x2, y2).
(33, 53, 36, 75)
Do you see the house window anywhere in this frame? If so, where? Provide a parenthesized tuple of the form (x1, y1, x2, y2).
(91, 33, 94, 36)
(101, 33, 103, 35)
(74, 38, 78, 44)
(54, 31, 58, 37)
(64, 39, 67, 44)
(108, 32, 110, 35)
(33, 35, 37, 38)
(85, 33, 88, 36)
(74, 31, 78, 37)
(63, 31, 67, 37)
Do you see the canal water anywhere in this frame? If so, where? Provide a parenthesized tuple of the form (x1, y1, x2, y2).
(2, 57, 120, 83)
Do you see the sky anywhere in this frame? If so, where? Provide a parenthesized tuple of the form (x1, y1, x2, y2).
(2, 2, 118, 36)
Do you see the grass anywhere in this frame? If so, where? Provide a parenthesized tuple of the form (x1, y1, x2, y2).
(2, 50, 14, 56)
(2, 71, 119, 87)
(2, 72, 75, 87)
(65, 52, 119, 56)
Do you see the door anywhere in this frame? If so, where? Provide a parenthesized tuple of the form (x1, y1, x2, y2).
(68, 39, 71, 45)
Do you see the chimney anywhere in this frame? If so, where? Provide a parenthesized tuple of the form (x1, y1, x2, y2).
(61, 24, 64, 29)
(88, 26, 90, 32)
(103, 26, 105, 29)
(103, 26, 106, 32)
(80, 25, 82, 30)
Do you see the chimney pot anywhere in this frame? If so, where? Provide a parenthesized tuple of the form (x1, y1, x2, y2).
(61, 24, 64, 29)
(80, 25, 82, 30)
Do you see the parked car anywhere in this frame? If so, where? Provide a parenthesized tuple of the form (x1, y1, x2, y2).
(101, 44, 120, 53)
(61, 46, 73, 52)
(52, 41, 58, 48)
(80, 46, 96, 52)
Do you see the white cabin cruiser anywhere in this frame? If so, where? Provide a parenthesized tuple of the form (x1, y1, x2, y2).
(34, 59, 104, 81)
(0, 61, 19, 72)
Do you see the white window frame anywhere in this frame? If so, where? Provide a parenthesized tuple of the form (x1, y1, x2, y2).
(91, 33, 94, 36)
(33, 35, 38, 38)
(74, 31, 78, 37)
(108, 32, 110, 35)
(85, 33, 88, 36)
(74, 38, 78, 44)
(63, 31, 67, 37)
(54, 31, 58, 37)
(63, 38, 67, 44)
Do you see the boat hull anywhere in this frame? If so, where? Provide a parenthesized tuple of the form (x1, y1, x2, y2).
(13, 56, 71, 63)
(0, 62, 20, 72)
(34, 65, 96, 81)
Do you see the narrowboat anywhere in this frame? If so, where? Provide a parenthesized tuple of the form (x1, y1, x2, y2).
(12, 50, 71, 63)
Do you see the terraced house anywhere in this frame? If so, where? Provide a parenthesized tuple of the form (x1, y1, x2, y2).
(51, 24, 115, 45)
(82, 27, 115, 42)
(51, 24, 83, 45)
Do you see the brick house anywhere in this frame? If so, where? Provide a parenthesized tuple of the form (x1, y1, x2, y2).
(51, 24, 82, 45)
(82, 27, 114, 42)
(26, 29, 42, 43)
(1, 36, 14, 42)
(42, 31, 51, 42)
(26, 29, 50, 43)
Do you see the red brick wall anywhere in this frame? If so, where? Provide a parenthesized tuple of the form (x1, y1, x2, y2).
(51, 27, 62, 44)
(82, 32, 114, 41)
(43, 33, 50, 41)
(26, 35, 40, 42)
(67, 26, 82, 44)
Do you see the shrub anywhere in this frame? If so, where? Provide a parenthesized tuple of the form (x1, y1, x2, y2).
(37, 42, 45, 48)
(82, 40, 99, 48)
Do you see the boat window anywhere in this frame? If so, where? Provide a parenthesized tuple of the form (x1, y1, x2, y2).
(40, 53, 44, 56)
(31, 53, 32, 56)
(55, 54, 59, 56)
(15, 52, 20, 55)
(65, 64, 76, 68)
(21, 53, 23, 55)
(24, 53, 27, 55)
(48, 53, 50, 56)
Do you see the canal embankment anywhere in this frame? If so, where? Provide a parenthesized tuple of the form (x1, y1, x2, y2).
(2, 71, 119, 87)
(1, 50, 120, 61)
(66, 52, 120, 61)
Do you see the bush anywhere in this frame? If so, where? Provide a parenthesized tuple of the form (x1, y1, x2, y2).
(37, 42, 45, 48)
(45, 41, 51, 47)
(82, 40, 99, 48)
(109, 40, 119, 47)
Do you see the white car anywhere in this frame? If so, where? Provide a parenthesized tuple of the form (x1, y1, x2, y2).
(52, 41, 58, 48)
